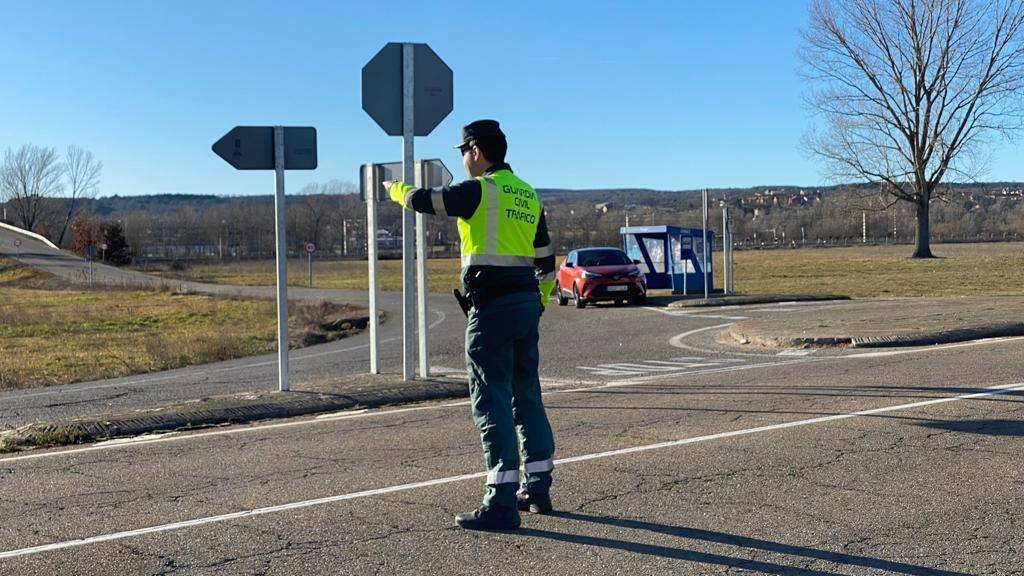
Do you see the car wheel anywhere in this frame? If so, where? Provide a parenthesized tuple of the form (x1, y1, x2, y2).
(573, 284, 586, 308)
(630, 294, 647, 305)
(556, 282, 568, 306)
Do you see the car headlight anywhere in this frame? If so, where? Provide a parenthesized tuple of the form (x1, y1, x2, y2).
(627, 269, 643, 277)
(581, 270, 602, 279)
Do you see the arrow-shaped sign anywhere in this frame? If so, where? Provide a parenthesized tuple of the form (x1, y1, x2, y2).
(212, 126, 317, 170)
(359, 159, 454, 202)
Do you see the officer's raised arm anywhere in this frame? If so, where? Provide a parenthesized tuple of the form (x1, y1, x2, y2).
(385, 178, 482, 219)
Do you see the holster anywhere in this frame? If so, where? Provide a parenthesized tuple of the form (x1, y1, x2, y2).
(453, 289, 472, 318)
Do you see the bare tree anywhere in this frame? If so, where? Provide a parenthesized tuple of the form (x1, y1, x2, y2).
(0, 145, 65, 233)
(801, 0, 1024, 257)
(57, 145, 102, 246)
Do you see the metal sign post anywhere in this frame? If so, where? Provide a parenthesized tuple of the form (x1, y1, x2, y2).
(362, 42, 453, 381)
(360, 159, 453, 376)
(364, 166, 381, 374)
(13, 238, 21, 258)
(722, 207, 731, 296)
(85, 246, 95, 286)
(702, 188, 709, 301)
(305, 242, 316, 288)
(414, 162, 428, 377)
(272, 127, 290, 392)
(212, 125, 317, 392)
(401, 44, 416, 382)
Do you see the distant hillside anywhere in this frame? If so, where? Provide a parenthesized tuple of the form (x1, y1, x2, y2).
(4, 181, 1022, 259)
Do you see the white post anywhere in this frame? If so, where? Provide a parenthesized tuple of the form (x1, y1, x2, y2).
(415, 162, 429, 378)
(682, 235, 688, 296)
(722, 207, 729, 296)
(366, 166, 380, 374)
(702, 188, 709, 301)
(273, 126, 290, 392)
(342, 220, 348, 256)
(862, 211, 867, 243)
(401, 43, 416, 381)
(307, 250, 312, 288)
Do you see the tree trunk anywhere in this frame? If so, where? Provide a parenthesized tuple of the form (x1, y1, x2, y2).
(912, 196, 934, 258)
(57, 198, 78, 247)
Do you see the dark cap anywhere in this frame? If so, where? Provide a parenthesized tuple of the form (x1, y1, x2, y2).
(454, 119, 505, 149)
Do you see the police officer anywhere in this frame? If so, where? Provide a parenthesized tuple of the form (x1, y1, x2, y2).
(385, 120, 556, 531)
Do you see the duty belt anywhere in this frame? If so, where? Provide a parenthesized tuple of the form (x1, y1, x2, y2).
(464, 274, 537, 311)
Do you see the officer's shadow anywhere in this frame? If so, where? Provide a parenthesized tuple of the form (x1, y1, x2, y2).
(515, 511, 970, 576)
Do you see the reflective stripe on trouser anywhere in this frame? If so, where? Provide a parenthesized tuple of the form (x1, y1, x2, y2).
(466, 291, 555, 508)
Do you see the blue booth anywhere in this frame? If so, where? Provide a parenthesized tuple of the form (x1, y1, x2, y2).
(621, 226, 713, 293)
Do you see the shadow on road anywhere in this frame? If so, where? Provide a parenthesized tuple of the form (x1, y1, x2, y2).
(516, 511, 970, 576)
(919, 418, 1024, 436)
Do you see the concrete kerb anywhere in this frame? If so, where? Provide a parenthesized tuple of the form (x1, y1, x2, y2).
(661, 294, 850, 309)
(0, 374, 469, 453)
(727, 322, 1024, 349)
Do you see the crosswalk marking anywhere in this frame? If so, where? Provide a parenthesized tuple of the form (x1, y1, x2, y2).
(577, 357, 749, 378)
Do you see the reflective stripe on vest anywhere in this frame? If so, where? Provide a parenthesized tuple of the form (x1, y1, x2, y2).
(458, 170, 541, 268)
(430, 189, 447, 216)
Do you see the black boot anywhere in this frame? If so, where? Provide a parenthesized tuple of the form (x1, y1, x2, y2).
(455, 505, 521, 531)
(516, 491, 553, 514)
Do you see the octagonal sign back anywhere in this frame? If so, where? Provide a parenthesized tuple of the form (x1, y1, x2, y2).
(362, 43, 453, 137)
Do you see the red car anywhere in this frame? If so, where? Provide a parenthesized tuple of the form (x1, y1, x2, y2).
(555, 247, 647, 308)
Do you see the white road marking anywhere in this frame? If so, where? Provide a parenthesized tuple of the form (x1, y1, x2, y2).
(577, 358, 746, 378)
(4, 381, 1021, 560)
(778, 349, 816, 356)
(667, 323, 736, 348)
(641, 306, 748, 320)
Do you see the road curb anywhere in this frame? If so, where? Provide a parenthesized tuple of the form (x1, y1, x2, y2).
(727, 323, 1024, 349)
(664, 294, 849, 309)
(0, 375, 468, 452)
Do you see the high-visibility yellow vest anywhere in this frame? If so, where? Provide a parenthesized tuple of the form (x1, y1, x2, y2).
(458, 169, 541, 268)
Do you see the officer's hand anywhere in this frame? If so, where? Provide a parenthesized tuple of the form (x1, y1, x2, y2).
(385, 180, 407, 206)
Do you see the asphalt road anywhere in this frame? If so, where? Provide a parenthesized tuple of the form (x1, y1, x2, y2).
(3, 225, 1024, 574)
(2, 333, 1022, 574)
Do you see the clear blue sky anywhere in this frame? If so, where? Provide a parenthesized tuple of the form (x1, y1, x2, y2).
(2, 0, 1021, 197)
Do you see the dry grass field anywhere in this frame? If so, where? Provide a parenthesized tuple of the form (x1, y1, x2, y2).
(0, 258, 365, 390)
(139, 242, 1024, 298)
(6, 242, 1018, 389)
(138, 258, 465, 293)
(723, 242, 1024, 297)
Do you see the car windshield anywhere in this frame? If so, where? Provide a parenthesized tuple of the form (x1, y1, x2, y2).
(577, 249, 631, 267)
